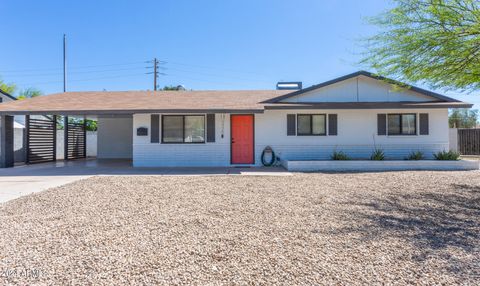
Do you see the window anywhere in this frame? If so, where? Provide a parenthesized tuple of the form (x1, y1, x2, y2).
(297, 114, 326, 135)
(387, 114, 416, 135)
(162, 115, 205, 143)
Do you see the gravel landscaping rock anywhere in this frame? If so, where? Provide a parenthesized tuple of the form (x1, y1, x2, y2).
(1, 171, 479, 285)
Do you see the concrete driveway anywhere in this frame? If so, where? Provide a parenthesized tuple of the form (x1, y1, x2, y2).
(0, 159, 290, 203)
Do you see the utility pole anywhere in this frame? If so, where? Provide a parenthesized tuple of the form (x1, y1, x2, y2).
(63, 34, 67, 92)
(153, 57, 158, 91)
(146, 58, 165, 91)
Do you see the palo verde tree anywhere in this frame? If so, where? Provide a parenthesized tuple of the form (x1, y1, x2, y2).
(361, 0, 480, 92)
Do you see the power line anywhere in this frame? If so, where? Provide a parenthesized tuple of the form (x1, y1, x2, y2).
(0, 61, 147, 73)
(2, 66, 148, 77)
(1, 58, 274, 82)
(16, 73, 148, 86)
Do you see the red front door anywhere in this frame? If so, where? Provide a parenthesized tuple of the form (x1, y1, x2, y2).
(231, 115, 254, 164)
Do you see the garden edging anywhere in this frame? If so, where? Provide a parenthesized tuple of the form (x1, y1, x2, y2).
(282, 159, 480, 172)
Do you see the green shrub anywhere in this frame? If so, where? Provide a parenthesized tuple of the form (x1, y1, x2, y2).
(433, 150, 460, 160)
(406, 151, 424, 160)
(370, 149, 385, 161)
(331, 151, 350, 160)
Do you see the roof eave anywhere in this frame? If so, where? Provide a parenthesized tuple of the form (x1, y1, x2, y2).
(0, 108, 266, 116)
(264, 102, 473, 110)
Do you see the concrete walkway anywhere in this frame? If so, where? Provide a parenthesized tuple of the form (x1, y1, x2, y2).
(0, 159, 291, 203)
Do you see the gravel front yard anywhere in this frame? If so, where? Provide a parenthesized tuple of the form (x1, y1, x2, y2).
(1, 171, 479, 285)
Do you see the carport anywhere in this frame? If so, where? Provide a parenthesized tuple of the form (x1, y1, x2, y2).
(1, 113, 132, 168)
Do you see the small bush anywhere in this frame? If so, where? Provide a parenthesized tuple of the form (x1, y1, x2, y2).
(433, 150, 460, 160)
(406, 151, 424, 160)
(331, 151, 350, 160)
(370, 149, 385, 161)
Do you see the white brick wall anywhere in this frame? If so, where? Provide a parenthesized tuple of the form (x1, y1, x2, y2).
(133, 143, 230, 167)
(133, 113, 231, 167)
(254, 109, 449, 162)
(255, 143, 447, 161)
(132, 108, 450, 167)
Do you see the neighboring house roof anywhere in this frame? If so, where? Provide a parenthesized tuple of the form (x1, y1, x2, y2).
(0, 89, 17, 101)
(264, 71, 463, 103)
(0, 71, 472, 115)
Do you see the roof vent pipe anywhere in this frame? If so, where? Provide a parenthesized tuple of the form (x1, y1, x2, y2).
(276, 82, 302, 90)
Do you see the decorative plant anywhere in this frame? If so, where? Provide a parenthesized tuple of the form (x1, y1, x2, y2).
(370, 149, 385, 161)
(433, 150, 460, 161)
(405, 151, 424, 160)
(331, 151, 350, 160)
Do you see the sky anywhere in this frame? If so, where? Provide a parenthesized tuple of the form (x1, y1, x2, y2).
(1, 0, 478, 108)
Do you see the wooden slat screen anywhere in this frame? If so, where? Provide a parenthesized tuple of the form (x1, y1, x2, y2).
(26, 116, 56, 164)
(66, 120, 86, 160)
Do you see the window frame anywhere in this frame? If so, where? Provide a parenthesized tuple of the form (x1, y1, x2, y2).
(296, 114, 327, 136)
(161, 115, 206, 144)
(387, 113, 417, 136)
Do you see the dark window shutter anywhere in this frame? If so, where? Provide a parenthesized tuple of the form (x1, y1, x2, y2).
(419, 113, 429, 135)
(328, 114, 338, 135)
(287, 114, 296, 136)
(151, 114, 159, 143)
(377, 114, 387, 135)
(207, 114, 215, 142)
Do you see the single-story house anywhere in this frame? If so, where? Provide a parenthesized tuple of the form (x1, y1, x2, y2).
(0, 71, 472, 168)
